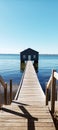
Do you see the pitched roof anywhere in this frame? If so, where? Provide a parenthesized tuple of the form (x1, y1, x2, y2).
(20, 48, 38, 53)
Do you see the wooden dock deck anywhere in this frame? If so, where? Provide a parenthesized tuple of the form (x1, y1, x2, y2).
(17, 61, 45, 106)
(0, 61, 56, 130)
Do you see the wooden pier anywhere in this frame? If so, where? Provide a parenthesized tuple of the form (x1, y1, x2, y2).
(0, 61, 56, 130)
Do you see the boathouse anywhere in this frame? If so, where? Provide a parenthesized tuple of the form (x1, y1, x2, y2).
(20, 48, 39, 63)
(20, 48, 39, 71)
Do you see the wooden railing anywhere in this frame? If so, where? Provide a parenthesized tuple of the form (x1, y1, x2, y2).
(14, 62, 28, 100)
(14, 72, 25, 100)
(0, 76, 7, 105)
(46, 70, 58, 114)
(46, 74, 52, 105)
(0, 76, 12, 105)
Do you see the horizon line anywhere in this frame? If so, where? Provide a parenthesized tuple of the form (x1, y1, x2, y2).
(0, 53, 58, 55)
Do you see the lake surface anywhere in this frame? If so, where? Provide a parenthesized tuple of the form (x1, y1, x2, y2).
(38, 55, 58, 92)
(0, 54, 58, 92)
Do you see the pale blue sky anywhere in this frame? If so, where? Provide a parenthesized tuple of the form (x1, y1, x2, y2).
(0, 0, 58, 54)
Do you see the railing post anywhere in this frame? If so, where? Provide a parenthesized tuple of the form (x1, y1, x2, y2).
(10, 79, 12, 104)
(4, 83, 7, 105)
(51, 70, 56, 114)
(46, 87, 49, 105)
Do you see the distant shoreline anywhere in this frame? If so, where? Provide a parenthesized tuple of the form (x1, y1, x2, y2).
(0, 54, 58, 55)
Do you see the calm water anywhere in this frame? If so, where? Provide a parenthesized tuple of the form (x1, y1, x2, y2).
(0, 54, 22, 85)
(0, 54, 58, 92)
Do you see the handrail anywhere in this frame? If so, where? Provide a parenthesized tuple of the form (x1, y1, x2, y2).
(14, 62, 27, 100)
(54, 72, 58, 80)
(0, 75, 7, 105)
(46, 70, 58, 114)
(46, 74, 52, 106)
(46, 74, 52, 89)
(0, 76, 6, 88)
(14, 71, 25, 100)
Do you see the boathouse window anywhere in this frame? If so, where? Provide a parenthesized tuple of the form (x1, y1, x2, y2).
(33, 55, 36, 59)
(23, 55, 26, 59)
(28, 55, 31, 60)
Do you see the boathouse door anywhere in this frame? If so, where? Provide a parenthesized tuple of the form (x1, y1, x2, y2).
(28, 55, 31, 60)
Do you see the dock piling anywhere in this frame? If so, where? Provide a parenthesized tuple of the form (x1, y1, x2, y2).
(10, 79, 12, 104)
(4, 83, 7, 105)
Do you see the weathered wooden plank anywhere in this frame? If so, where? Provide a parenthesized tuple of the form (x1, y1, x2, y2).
(0, 127, 55, 130)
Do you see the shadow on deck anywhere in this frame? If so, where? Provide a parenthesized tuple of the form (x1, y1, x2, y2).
(1, 105, 38, 130)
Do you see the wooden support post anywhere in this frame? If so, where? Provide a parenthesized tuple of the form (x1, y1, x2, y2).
(51, 70, 56, 114)
(10, 79, 12, 104)
(4, 83, 7, 105)
(46, 88, 49, 105)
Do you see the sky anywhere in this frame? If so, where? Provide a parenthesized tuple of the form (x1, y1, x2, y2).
(0, 0, 58, 54)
